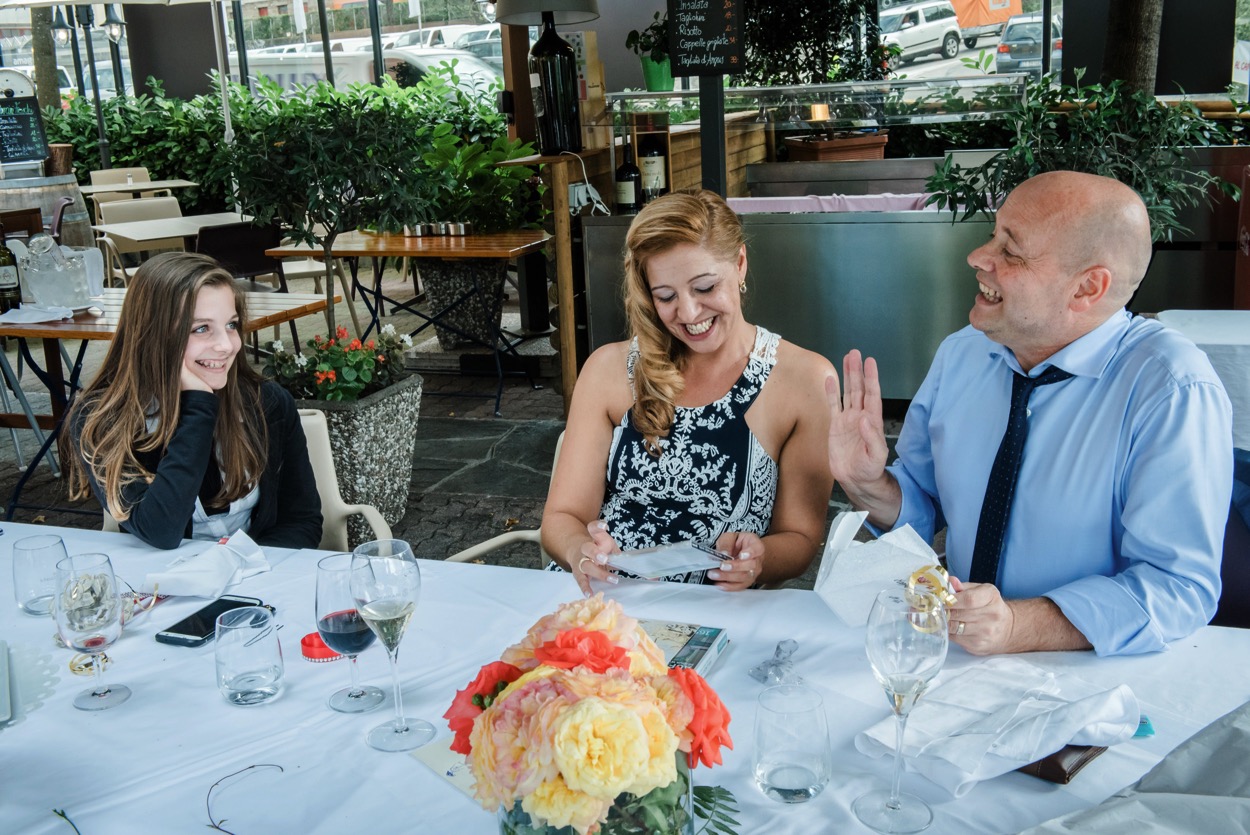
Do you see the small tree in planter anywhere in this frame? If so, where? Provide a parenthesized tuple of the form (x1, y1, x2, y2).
(229, 77, 435, 333)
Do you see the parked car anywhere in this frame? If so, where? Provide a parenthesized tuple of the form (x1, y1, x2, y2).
(454, 24, 500, 48)
(880, 0, 962, 67)
(10, 64, 74, 101)
(388, 25, 478, 49)
(994, 12, 1062, 78)
(460, 39, 503, 71)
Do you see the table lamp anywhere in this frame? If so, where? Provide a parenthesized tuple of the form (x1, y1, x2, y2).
(495, 0, 600, 155)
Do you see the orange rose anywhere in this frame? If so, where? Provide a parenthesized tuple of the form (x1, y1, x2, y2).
(534, 628, 630, 674)
(668, 667, 732, 768)
(444, 661, 524, 755)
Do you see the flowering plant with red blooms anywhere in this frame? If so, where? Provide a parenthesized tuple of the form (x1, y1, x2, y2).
(444, 595, 738, 835)
(263, 323, 412, 402)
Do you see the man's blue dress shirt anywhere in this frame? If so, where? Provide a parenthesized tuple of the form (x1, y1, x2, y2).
(886, 311, 1233, 656)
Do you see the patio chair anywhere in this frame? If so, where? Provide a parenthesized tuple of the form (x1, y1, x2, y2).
(298, 409, 393, 551)
(96, 195, 184, 256)
(1213, 449, 1250, 629)
(88, 166, 173, 224)
(97, 235, 137, 287)
(280, 252, 362, 337)
(445, 432, 563, 567)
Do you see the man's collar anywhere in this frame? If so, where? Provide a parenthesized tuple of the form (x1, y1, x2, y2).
(989, 310, 1131, 378)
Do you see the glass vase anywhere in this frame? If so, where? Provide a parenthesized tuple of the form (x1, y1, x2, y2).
(498, 755, 694, 835)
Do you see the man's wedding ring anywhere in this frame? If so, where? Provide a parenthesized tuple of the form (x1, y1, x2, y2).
(578, 556, 593, 573)
(956, 621, 966, 636)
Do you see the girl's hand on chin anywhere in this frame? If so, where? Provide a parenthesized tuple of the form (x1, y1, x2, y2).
(180, 364, 214, 393)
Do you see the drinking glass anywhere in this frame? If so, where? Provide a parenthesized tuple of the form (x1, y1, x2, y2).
(52, 552, 131, 710)
(13, 534, 68, 615)
(853, 588, 948, 834)
(350, 539, 434, 752)
(753, 684, 832, 803)
(215, 606, 284, 706)
(316, 553, 384, 713)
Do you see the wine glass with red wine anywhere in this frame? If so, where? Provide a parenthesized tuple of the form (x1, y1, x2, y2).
(315, 553, 385, 713)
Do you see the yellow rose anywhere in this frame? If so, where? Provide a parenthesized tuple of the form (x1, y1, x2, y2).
(521, 775, 612, 835)
(626, 706, 680, 797)
(553, 697, 651, 800)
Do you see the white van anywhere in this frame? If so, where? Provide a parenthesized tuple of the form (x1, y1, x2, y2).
(387, 25, 478, 50)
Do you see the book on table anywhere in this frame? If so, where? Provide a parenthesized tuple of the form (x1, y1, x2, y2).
(638, 619, 729, 677)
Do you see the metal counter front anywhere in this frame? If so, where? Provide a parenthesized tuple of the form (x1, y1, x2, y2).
(584, 211, 991, 401)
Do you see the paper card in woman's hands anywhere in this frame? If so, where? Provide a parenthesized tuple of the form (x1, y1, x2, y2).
(606, 541, 723, 580)
(813, 511, 941, 626)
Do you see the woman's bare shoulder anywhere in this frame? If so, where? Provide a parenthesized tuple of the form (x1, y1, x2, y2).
(571, 341, 635, 412)
(773, 338, 836, 388)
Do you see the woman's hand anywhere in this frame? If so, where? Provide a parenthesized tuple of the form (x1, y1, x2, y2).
(571, 520, 621, 596)
(708, 531, 764, 591)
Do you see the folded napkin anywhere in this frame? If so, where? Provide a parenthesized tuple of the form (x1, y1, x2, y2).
(814, 511, 941, 626)
(0, 305, 75, 323)
(141, 530, 270, 598)
(855, 657, 1139, 797)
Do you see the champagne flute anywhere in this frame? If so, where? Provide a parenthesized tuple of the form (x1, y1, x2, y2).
(316, 553, 385, 713)
(53, 553, 132, 711)
(350, 539, 434, 752)
(853, 588, 948, 834)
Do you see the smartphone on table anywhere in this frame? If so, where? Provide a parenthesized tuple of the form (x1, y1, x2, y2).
(154, 595, 265, 647)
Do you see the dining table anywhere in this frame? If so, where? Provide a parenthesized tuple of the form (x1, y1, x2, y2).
(2, 522, 1248, 834)
(91, 212, 248, 249)
(78, 179, 199, 197)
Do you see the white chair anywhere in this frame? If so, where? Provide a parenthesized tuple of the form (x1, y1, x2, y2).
(101, 410, 392, 551)
(97, 196, 184, 256)
(97, 235, 137, 286)
(445, 432, 563, 567)
(298, 409, 392, 551)
(88, 166, 172, 224)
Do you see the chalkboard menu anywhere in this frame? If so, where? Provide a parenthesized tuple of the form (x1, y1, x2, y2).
(668, 0, 744, 77)
(0, 97, 49, 164)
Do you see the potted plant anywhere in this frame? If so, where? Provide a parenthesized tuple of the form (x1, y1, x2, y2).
(627, 12, 673, 93)
(265, 324, 423, 547)
(411, 123, 540, 350)
(925, 71, 1241, 242)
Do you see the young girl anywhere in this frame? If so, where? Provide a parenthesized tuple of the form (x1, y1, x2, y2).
(68, 252, 322, 550)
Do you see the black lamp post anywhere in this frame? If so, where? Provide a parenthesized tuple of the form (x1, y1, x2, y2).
(52, 5, 85, 97)
(103, 4, 126, 100)
(54, 4, 111, 168)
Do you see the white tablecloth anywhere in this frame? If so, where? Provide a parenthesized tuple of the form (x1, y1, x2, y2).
(1157, 309, 1250, 450)
(3, 522, 1250, 834)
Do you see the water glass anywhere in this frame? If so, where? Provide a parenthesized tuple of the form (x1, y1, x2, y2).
(13, 534, 68, 615)
(215, 606, 284, 706)
(753, 684, 832, 803)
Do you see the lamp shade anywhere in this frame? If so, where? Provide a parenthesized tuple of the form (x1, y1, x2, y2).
(494, 0, 599, 26)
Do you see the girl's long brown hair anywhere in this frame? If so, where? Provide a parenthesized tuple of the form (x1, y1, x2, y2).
(622, 189, 746, 455)
(67, 252, 268, 520)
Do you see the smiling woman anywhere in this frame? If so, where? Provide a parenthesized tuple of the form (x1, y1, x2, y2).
(540, 190, 837, 595)
(64, 252, 322, 550)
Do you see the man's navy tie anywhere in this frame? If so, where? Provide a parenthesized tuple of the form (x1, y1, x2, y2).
(968, 366, 1074, 585)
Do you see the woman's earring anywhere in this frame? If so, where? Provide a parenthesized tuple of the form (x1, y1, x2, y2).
(739, 279, 747, 294)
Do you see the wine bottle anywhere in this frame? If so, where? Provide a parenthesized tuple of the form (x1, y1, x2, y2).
(0, 225, 20, 314)
(529, 11, 582, 155)
(639, 133, 668, 204)
(615, 139, 642, 214)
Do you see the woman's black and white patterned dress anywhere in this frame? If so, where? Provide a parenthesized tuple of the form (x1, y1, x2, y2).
(553, 325, 781, 584)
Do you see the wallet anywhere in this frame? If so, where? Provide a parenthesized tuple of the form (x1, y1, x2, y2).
(1017, 744, 1107, 785)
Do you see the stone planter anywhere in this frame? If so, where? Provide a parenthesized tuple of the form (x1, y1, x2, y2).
(420, 259, 508, 351)
(296, 372, 423, 548)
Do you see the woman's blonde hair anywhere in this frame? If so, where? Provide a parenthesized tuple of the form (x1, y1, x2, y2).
(622, 189, 746, 455)
(67, 252, 268, 520)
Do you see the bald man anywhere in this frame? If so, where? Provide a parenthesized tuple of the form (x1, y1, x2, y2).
(828, 171, 1233, 657)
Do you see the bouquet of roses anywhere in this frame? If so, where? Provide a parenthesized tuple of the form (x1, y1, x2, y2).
(444, 595, 737, 835)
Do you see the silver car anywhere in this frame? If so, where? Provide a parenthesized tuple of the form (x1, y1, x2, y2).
(995, 13, 1063, 78)
(880, 0, 962, 67)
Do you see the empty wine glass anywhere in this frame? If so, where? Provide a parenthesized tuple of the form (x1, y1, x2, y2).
(853, 587, 948, 834)
(316, 553, 385, 713)
(53, 553, 131, 711)
(350, 539, 434, 752)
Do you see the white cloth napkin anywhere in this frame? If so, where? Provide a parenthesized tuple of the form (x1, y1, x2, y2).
(141, 530, 270, 598)
(0, 305, 75, 323)
(814, 511, 942, 626)
(855, 657, 1140, 797)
